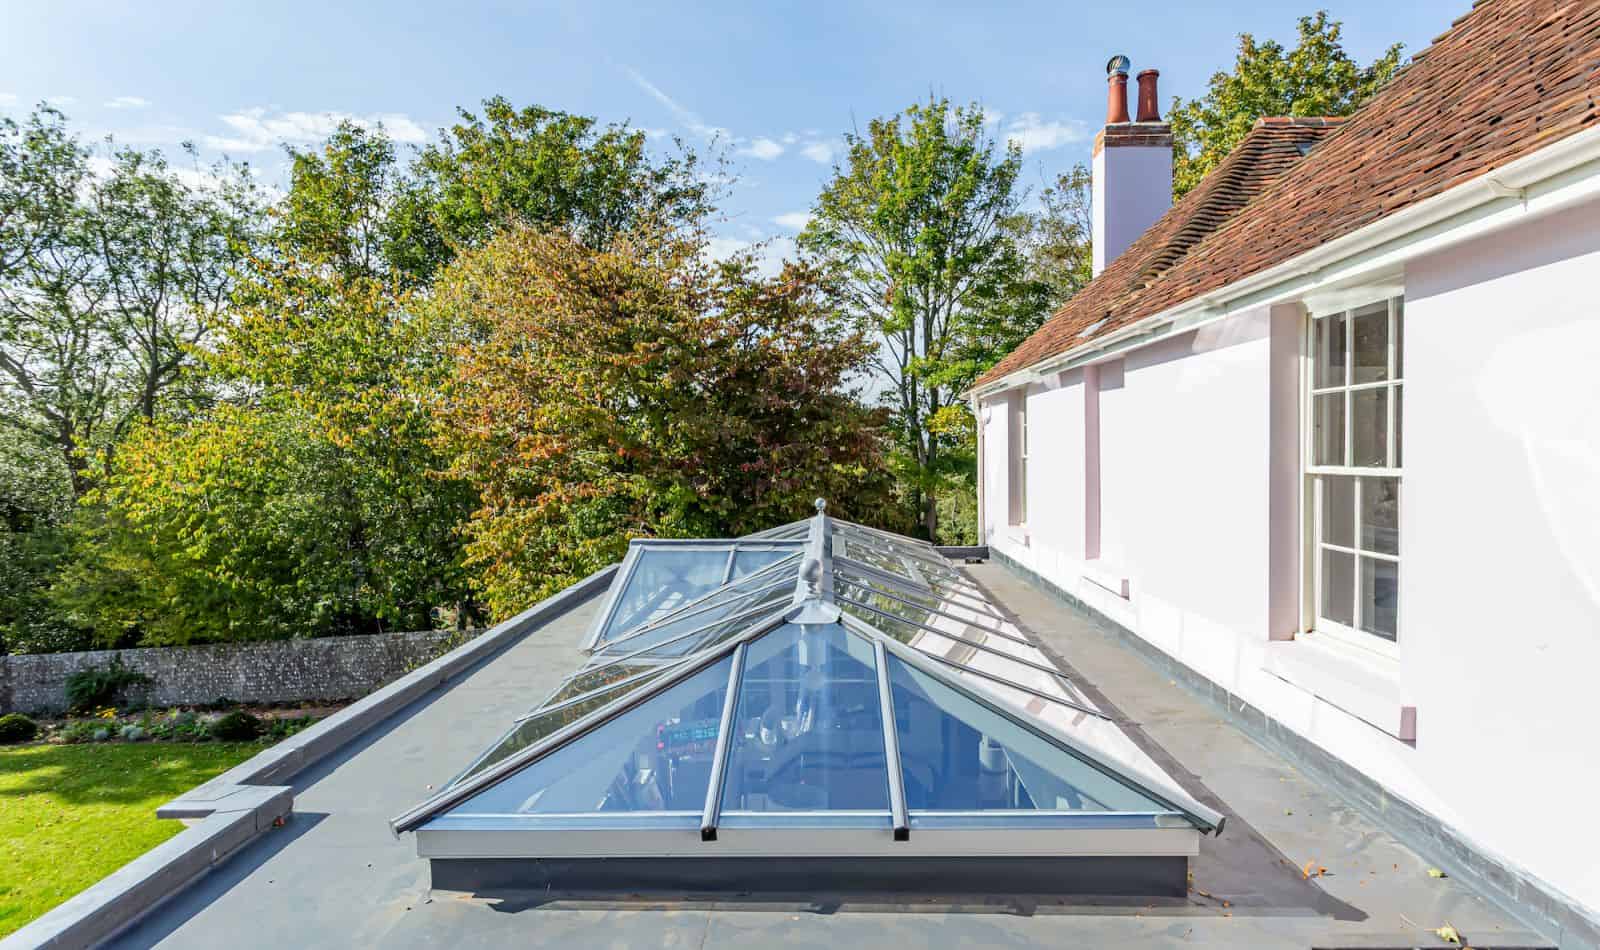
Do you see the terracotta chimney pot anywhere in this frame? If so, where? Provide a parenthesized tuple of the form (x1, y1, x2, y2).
(1136, 69, 1162, 122)
(1105, 55, 1132, 124)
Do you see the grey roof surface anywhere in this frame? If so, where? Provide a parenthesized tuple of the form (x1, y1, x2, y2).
(108, 563, 1545, 949)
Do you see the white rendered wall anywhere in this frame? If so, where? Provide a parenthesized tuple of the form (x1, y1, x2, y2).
(1400, 199, 1600, 908)
(1092, 144, 1173, 274)
(982, 195, 1600, 914)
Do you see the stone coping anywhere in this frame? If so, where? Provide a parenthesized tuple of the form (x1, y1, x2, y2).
(0, 566, 616, 950)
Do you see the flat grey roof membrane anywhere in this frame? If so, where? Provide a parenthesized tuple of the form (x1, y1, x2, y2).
(391, 502, 1222, 894)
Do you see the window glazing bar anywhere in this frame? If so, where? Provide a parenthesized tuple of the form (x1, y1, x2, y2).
(873, 638, 910, 840)
(701, 641, 748, 841)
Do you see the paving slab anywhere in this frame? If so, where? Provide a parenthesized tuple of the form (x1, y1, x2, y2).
(104, 566, 1547, 949)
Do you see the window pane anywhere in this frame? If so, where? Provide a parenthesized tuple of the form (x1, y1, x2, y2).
(1393, 300, 1404, 379)
(1320, 549, 1355, 627)
(1360, 477, 1399, 555)
(1313, 314, 1346, 388)
(602, 549, 735, 641)
(1351, 302, 1389, 384)
(731, 547, 795, 578)
(1321, 476, 1354, 548)
(1359, 558, 1399, 641)
(453, 656, 734, 814)
(1351, 387, 1388, 467)
(887, 655, 1164, 812)
(721, 623, 890, 812)
(1314, 393, 1345, 466)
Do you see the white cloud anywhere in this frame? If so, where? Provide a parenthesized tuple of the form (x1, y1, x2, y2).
(800, 141, 836, 164)
(105, 96, 150, 109)
(0, 93, 16, 107)
(702, 233, 796, 278)
(204, 107, 429, 153)
(45, 95, 78, 108)
(1003, 113, 1088, 153)
(738, 137, 784, 161)
(772, 211, 811, 231)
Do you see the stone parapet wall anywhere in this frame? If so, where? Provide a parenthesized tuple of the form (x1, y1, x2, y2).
(0, 630, 462, 714)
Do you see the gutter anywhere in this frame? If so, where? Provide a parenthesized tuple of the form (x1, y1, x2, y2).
(968, 124, 1600, 398)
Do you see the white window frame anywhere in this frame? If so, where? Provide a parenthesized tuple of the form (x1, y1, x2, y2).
(1302, 296, 1403, 658)
(1006, 391, 1029, 529)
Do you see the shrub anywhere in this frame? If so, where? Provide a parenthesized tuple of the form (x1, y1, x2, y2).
(209, 710, 262, 741)
(0, 713, 39, 743)
(58, 720, 101, 743)
(64, 659, 152, 712)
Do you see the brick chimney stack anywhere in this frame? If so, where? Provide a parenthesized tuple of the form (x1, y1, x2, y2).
(1091, 56, 1174, 275)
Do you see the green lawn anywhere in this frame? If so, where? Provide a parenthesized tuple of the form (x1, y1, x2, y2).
(0, 742, 261, 938)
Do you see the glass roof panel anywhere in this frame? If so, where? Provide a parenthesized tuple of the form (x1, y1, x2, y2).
(546, 658, 672, 708)
(595, 569, 798, 656)
(720, 623, 889, 813)
(731, 546, 795, 577)
(600, 548, 732, 641)
(591, 542, 804, 647)
(456, 667, 671, 785)
(886, 654, 1165, 813)
(450, 656, 734, 816)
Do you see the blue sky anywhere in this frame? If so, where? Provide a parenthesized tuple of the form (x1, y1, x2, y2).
(2, 0, 1465, 268)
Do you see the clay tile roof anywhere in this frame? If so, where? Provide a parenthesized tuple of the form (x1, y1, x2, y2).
(977, 0, 1600, 388)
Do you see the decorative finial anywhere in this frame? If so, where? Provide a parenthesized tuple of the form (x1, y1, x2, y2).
(814, 497, 827, 514)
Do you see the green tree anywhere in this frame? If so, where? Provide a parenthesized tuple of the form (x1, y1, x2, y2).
(0, 107, 262, 496)
(0, 429, 86, 653)
(799, 98, 1039, 542)
(398, 97, 713, 280)
(430, 222, 894, 617)
(1170, 11, 1404, 197)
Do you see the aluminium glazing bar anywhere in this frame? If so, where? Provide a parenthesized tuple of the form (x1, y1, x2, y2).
(700, 641, 748, 841)
(874, 638, 910, 840)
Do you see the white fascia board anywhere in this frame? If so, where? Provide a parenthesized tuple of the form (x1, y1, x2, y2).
(967, 124, 1600, 396)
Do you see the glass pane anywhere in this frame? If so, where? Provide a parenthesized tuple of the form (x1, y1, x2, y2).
(1351, 301, 1389, 384)
(1320, 549, 1355, 627)
(452, 656, 733, 814)
(887, 655, 1165, 812)
(731, 547, 795, 577)
(597, 561, 798, 655)
(601, 548, 735, 641)
(1321, 476, 1354, 548)
(721, 623, 889, 812)
(457, 669, 669, 783)
(1313, 314, 1346, 388)
(1393, 300, 1404, 379)
(1359, 477, 1399, 555)
(549, 660, 665, 705)
(1314, 393, 1345, 466)
(1359, 558, 1399, 641)
(1394, 387, 1403, 467)
(1351, 387, 1388, 467)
